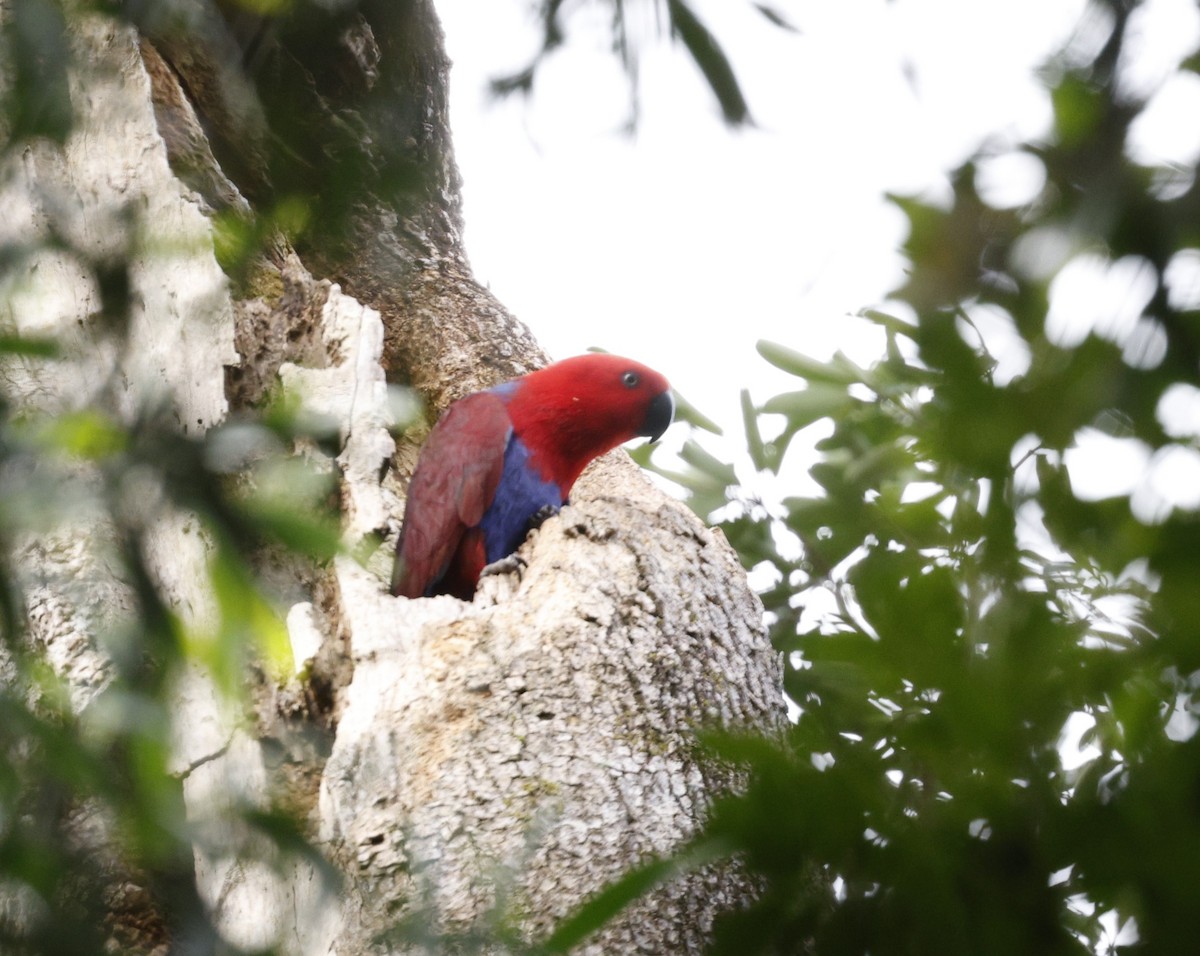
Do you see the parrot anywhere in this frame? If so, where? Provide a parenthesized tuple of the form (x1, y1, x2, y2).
(391, 353, 674, 600)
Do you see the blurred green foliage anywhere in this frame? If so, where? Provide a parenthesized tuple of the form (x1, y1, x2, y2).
(0, 5, 345, 950)
(625, 1, 1200, 953)
(0, 382, 342, 952)
(0, 384, 343, 953)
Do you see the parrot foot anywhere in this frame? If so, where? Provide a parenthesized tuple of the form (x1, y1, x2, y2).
(527, 504, 559, 532)
(480, 553, 527, 581)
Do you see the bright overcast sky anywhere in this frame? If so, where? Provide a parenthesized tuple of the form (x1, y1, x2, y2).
(439, 0, 1079, 382)
(437, 0, 1200, 498)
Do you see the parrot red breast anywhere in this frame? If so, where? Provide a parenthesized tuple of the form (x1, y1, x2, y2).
(391, 353, 674, 600)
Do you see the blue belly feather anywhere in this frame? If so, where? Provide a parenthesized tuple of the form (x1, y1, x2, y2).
(477, 435, 563, 563)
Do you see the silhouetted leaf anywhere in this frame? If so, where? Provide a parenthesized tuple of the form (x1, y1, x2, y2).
(666, 0, 750, 125)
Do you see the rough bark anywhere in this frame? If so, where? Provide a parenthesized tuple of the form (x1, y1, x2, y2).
(1, 3, 785, 953)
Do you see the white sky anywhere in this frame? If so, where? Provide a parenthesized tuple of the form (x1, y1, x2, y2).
(437, 0, 1200, 506)
(439, 0, 1078, 397)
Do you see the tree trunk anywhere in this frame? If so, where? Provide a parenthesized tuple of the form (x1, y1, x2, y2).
(1, 2, 784, 953)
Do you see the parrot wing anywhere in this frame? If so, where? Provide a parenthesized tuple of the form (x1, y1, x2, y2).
(391, 391, 512, 598)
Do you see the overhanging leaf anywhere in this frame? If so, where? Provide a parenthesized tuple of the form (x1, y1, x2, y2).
(540, 837, 730, 952)
(666, 0, 750, 125)
(757, 339, 861, 385)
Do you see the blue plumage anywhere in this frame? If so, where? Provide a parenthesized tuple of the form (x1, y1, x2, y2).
(477, 435, 563, 563)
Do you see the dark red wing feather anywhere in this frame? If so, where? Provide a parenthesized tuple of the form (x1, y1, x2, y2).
(391, 392, 512, 598)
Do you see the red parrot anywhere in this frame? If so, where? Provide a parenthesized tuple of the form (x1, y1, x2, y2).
(391, 354, 674, 600)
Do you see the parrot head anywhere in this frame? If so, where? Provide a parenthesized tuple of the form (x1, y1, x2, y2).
(505, 353, 674, 492)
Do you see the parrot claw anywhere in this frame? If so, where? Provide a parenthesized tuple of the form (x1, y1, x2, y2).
(527, 504, 559, 532)
(480, 553, 527, 581)
(479, 508, 554, 587)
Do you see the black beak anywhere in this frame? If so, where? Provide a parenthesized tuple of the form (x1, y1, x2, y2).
(639, 390, 674, 443)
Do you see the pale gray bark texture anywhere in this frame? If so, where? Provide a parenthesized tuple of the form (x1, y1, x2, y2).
(1, 3, 785, 953)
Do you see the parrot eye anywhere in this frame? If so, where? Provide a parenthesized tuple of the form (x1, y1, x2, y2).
(622, 371, 640, 388)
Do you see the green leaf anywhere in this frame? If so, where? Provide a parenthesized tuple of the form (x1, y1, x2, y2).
(205, 554, 294, 690)
(753, 3, 800, 32)
(541, 837, 729, 952)
(1051, 73, 1104, 148)
(673, 388, 723, 436)
(762, 385, 854, 432)
(859, 308, 919, 341)
(740, 388, 769, 472)
(666, 0, 750, 125)
(36, 410, 128, 459)
(235, 497, 342, 562)
(226, 0, 294, 13)
(757, 339, 861, 384)
(842, 437, 916, 487)
(5, 0, 73, 143)
(0, 333, 59, 357)
(679, 438, 737, 486)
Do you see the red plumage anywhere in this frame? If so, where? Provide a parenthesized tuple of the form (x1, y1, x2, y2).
(392, 354, 673, 599)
